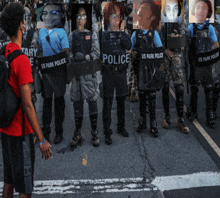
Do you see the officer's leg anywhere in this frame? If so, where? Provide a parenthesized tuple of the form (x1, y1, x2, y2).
(136, 90, 147, 133)
(54, 96, 65, 144)
(116, 95, 129, 137)
(162, 82, 171, 128)
(204, 84, 215, 129)
(103, 96, 113, 145)
(186, 81, 199, 122)
(42, 97, 52, 142)
(70, 100, 84, 147)
(148, 90, 159, 138)
(88, 99, 99, 147)
(175, 84, 189, 133)
(213, 83, 220, 119)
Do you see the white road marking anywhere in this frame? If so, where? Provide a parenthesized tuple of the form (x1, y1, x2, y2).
(0, 172, 219, 194)
(169, 88, 220, 158)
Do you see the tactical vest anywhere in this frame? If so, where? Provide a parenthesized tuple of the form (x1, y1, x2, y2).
(71, 31, 92, 57)
(164, 23, 186, 50)
(191, 23, 212, 54)
(101, 31, 129, 72)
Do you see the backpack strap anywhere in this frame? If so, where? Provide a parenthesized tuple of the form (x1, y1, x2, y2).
(6, 48, 25, 140)
(7, 50, 24, 63)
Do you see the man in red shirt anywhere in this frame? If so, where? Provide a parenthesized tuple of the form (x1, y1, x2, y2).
(0, 3, 52, 198)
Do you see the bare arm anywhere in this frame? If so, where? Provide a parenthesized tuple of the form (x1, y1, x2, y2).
(212, 41, 219, 50)
(62, 48, 70, 56)
(20, 83, 52, 160)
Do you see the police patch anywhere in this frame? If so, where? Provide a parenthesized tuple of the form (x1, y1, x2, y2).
(54, 32, 58, 37)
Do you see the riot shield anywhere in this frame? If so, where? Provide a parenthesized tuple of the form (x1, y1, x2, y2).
(38, 51, 67, 73)
(138, 46, 164, 90)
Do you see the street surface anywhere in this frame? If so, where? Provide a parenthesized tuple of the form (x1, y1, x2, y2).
(0, 71, 220, 198)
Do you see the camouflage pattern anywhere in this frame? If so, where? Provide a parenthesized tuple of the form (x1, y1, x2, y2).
(161, 51, 184, 85)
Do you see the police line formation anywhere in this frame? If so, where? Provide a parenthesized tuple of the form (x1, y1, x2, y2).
(1, 0, 220, 148)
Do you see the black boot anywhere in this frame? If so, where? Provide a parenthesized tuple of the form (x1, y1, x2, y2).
(70, 115, 83, 147)
(90, 113, 99, 147)
(175, 85, 189, 133)
(136, 90, 147, 133)
(116, 96, 129, 137)
(149, 91, 159, 138)
(104, 128, 113, 145)
(71, 101, 84, 147)
(205, 85, 215, 129)
(54, 128, 63, 144)
(54, 96, 65, 144)
(70, 128, 82, 147)
(186, 85, 198, 122)
(213, 83, 220, 119)
(162, 82, 171, 129)
(42, 97, 52, 143)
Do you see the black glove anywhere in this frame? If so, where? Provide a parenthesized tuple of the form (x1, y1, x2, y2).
(75, 52, 85, 62)
(119, 32, 132, 50)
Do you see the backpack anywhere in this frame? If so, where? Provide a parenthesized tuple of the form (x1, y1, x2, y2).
(0, 45, 24, 128)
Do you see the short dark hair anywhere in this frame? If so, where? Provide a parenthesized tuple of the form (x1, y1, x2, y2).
(0, 3, 25, 38)
(191, 0, 212, 18)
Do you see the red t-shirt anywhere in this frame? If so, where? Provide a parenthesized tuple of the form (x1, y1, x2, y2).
(0, 43, 33, 136)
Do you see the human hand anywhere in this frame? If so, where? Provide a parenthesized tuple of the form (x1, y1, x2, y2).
(131, 50, 138, 59)
(39, 140, 53, 160)
(165, 49, 173, 60)
(85, 54, 90, 61)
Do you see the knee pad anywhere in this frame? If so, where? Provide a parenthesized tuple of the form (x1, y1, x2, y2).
(205, 84, 213, 92)
(73, 100, 84, 117)
(162, 82, 169, 94)
(190, 85, 198, 93)
(214, 83, 220, 93)
(139, 90, 146, 100)
(149, 91, 156, 100)
(175, 84, 184, 95)
(88, 100, 98, 115)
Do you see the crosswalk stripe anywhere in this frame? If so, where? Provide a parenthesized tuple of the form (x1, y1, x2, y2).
(0, 172, 219, 194)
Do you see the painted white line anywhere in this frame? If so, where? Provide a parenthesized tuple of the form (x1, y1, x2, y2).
(152, 172, 220, 192)
(0, 172, 219, 194)
(169, 88, 220, 158)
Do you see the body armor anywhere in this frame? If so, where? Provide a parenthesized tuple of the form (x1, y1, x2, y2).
(71, 31, 92, 57)
(101, 31, 129, 73)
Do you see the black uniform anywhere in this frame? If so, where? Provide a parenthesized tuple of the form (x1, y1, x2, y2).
(186, 23, 216, 128)
(133, 29, 161, 137)
(101, 31, 131, 142)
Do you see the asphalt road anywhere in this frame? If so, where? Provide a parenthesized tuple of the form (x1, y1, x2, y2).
(0, 71, 220, 198)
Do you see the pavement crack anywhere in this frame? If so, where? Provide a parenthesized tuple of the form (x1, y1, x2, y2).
(130, 110, 156, 183)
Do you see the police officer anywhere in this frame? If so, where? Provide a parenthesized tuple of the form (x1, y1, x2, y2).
(161, 22, 189, 132)
(69, 7, 100, 147)
(38, 3, 69, 144)
(131, 1, 162, 137)
(186, 0, 219, 128)
(213, 25, 220, 119)
(102, 2, 131, 145)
